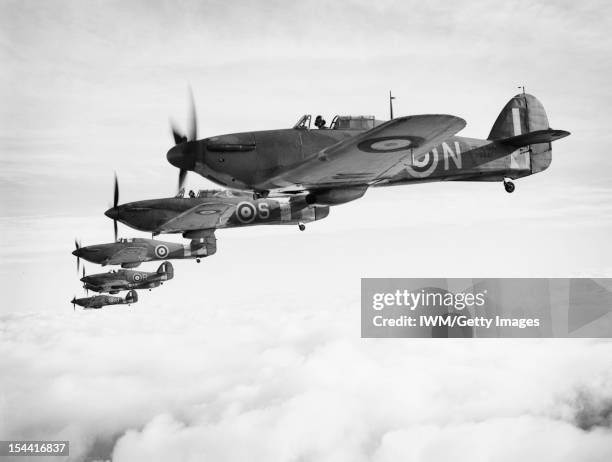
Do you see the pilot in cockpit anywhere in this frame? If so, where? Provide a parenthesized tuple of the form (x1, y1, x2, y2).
(314, 115, 327, 129)
(188, 190, 195, 198)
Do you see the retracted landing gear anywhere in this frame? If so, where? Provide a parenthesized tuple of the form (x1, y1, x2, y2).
(298, 223, 306, 231)
(504, 179, 515, 194)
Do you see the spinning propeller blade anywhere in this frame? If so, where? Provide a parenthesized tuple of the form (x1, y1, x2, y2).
(178, 168, 187, 191)
(74, 239, 81, 273)
(113, 174, 119, 241)
(169, 85, 199, 193)
(171, 122, 186, 145)
(113, 173, 119, 208)
(82, 266, 88, 295)
(187, 85, 197, 142)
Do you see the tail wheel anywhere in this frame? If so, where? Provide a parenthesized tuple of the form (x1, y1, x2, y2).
(504, 180, 515, 193)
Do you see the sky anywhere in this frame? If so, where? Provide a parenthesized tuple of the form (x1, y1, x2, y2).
(1, 0, 612, 461)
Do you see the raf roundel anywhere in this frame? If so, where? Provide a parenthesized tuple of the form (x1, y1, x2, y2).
(357, 136, 425, 153)
(154, 244, 169, 258)
(404, 149, 439, 178)
(236, 202, 257, 223)
(133, 273, 143, 282)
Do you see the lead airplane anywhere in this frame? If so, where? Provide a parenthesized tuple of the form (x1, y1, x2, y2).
(165, 92, 569, 200)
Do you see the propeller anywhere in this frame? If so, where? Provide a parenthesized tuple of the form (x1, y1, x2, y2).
(178, 168, 188, 192)
(82, 266, 88, 295)
(169, 86, 198, 192)
(113, 173, 119, 241)
(74, 238, 81, 273)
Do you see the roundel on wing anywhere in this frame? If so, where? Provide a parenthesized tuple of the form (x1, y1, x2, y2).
(357, 136, 425, 153)
(154, 244, 169, 258)
(236, 202, 257, 223)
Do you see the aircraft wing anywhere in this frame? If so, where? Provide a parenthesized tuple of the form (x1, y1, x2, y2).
(111, 246, 149, 263)
(261, 114, 466, 190)
(157, 202, 235, 233)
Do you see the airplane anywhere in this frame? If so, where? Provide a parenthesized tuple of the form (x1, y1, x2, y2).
(104, 186, 330, 240)
(70, 289, 138, 310)
(165, 91, 569, 199)
(73, 236, 213, 268)
(81, 262, 174, 294)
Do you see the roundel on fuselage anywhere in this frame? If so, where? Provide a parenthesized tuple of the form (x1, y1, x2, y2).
(405, 149, 439, 178)
(154, 244, 169, 258)
(236, 202, 257, 223)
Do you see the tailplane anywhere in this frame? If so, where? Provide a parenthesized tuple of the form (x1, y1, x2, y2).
(498, 128, 570, 148)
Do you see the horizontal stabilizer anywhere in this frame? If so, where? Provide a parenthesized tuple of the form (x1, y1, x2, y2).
(499, 129, 570, 148)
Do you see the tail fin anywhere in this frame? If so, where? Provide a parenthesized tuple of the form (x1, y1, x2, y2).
(125, 290, 138, 304)
(489, 93, 570, 174)
(157, 261, 174, 280)
(488, 93, 552, 141)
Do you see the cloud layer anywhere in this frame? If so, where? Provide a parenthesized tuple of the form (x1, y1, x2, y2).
(2, 304, 611, 461)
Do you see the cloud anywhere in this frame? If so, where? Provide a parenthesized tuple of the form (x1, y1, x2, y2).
(1, 306, 611, 461)
(372, 417, 612, 462)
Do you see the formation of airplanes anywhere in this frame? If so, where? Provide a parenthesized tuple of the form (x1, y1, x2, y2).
(71, 89, 569, 309)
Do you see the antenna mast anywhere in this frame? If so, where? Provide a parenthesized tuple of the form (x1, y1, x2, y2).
(389, 91, 396, 120)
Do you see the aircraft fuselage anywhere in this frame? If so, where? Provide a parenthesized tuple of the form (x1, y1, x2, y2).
(176, 130, 550, 193)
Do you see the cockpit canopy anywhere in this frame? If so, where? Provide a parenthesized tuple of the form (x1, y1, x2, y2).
(330, 115, 378, 130)
(293, 114, 382, 131)
(196, 189, 252, 199)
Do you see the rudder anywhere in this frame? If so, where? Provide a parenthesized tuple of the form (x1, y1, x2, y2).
(158, 261, 174, 280)
(488, 93, 550, 140)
